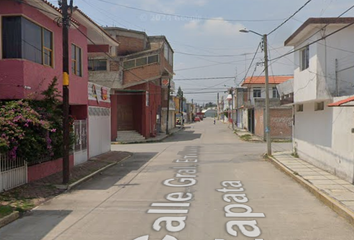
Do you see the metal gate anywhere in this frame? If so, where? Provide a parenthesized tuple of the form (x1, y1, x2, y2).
(0, 154, 27, 192)
(73, 120, 88, 165)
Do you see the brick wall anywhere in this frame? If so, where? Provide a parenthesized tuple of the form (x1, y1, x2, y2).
(110, 60, 120, 71)
(270, 108, 292, 139)
(254, 108, 265, 139)
(123, 64, 160, 85)
(117, 36, 146, 55)
(253, 107, 292, 140)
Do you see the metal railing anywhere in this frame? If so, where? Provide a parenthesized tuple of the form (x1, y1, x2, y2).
(0, 154, 28, 192)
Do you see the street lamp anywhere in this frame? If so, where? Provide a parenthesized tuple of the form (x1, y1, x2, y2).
(239, 28, 271, 156)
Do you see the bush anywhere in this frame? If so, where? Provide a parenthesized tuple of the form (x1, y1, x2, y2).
(0, 77, 74, 163)
(0, 100, 50, 160)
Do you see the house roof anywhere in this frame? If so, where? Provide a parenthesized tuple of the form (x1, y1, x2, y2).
(285, 17, 354, 46)
(241, 76, 293, 86)
(328, 96, 354, 107)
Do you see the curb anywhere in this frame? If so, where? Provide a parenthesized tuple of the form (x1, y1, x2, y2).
(0, 211, 19, 229)
(267, 155, 354, 227)
(56, 154, 133, 190)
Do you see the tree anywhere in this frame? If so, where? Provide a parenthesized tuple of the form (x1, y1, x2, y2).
(205, 102, 216, 109)
(177, 86, 183, 97)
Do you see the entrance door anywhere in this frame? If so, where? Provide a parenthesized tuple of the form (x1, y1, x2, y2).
(248, 109, 255, 134)
(117, 104, 134, 131)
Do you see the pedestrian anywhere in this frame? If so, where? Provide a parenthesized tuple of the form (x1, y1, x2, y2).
(214, 118, 216, 124)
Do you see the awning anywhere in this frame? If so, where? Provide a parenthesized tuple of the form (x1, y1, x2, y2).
(328, 96, 354, 107)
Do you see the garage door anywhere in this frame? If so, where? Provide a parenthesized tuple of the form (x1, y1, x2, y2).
(88, 107, 111, 158)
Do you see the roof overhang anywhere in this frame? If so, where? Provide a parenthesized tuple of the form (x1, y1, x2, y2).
(328, 96, 354, 107)
(28, 0, 61, 21)
(285, 18, 354, 46)
(72, 9, 119, 47)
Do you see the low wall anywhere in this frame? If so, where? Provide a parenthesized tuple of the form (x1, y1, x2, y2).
(28, 155, 74, 182)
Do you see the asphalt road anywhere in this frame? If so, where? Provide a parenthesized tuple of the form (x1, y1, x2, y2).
(1, 119, 354, 240)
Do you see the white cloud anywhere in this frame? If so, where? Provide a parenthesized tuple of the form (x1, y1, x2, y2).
(183, 18, 245, 37)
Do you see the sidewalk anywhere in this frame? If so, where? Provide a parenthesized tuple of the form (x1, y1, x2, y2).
(112, 127, 184, 144)
(269, 152, 354, 226)
(0, 151, 132, 228)
(223, 122, 263, 142)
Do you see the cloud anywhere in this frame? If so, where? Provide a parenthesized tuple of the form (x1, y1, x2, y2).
(183, 18, 245, 37)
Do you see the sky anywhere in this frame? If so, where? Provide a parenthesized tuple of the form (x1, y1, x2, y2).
(51, 0, 354, 104)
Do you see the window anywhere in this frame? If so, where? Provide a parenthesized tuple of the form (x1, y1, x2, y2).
(272, 87, 280, 98)
(296, 104, 303, 112)
(253, 88, 261, 98)
(123, 59, 135, 69)
(71, 44, 82, 76)
(164, 42, 173, 66)
(300, 46, 309, 71)
(123, 55, 160, 69)
(136, 57, 147, 67)
(148, 55, 159, 64)
(2, 16, 53, 66)
(88, 59, 107, 71)
(315, 101, 324, 111)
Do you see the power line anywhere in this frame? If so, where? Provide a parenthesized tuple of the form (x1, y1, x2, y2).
(71, 24, 148, 83)
(93, 0, 286, 23)
(286, 4, 354, 52)
(241, 42, 261, 85)
(268, 0, 313, 35)
(174, 77, 236, 81)
(174, 51, 260, 58)
(13, 0, 62, 17)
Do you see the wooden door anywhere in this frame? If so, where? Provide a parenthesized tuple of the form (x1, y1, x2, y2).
(117, 104, 134, 130)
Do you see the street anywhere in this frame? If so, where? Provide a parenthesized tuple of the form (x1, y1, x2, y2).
(1, 119, 354, 240)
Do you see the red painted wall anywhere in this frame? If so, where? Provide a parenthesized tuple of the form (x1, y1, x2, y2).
(0, 1, 88, 105)
(88, 44, 109, 53)
(27, 155, 74, 182)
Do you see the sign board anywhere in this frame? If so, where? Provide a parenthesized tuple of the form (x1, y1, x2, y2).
(162, 78, 170, 88)
(88, 82, 111, 103)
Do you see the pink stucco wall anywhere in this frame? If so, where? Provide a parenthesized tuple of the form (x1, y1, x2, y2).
(0, 0, 88, 105)
(27, 155, 74, 182)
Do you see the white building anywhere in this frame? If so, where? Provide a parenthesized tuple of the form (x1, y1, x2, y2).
(285, 17, 354, 183)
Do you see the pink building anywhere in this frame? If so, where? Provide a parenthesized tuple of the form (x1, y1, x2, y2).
(0, 0, 118, 180)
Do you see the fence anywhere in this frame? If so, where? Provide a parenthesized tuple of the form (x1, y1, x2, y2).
(0, 154, 28, 193)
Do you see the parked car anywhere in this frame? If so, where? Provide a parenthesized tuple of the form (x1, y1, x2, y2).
(194, 116, 201, 122)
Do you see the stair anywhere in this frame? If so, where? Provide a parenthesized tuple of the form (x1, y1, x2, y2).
(116, 130, 146, 143)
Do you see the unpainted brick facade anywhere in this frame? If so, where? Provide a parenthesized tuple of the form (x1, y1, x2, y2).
(254, 108, 292, 140)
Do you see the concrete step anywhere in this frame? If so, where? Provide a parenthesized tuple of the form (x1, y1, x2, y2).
(116, 131, 145, 142)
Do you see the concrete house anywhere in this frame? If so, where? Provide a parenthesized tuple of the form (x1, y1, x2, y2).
(285, 17, 354, 183)
(89, 28, 175, 142)
(241, 76, 293, 140)
(0, 0, 117, 180)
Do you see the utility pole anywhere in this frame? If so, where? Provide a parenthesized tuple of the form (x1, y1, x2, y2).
(263, 34, 271, 156)
(191, 99, 194, 122)
(165, 79, 171, 134)
(60, 0, 72, 184)
(217, 93, 219, 120)
(231, 87, 234, 130)
(239, 28, 271, 156)
(181, 91, 184, 126)
(335, 59, 339, 96)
